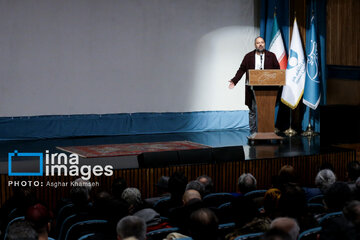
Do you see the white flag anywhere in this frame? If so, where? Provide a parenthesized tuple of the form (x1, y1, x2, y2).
(281, 19, 306, 109)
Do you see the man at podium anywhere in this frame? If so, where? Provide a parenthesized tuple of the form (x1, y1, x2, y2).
(228, 37, 280, 133)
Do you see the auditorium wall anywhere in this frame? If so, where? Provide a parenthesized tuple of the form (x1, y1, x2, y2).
(0, 0, 259, 117)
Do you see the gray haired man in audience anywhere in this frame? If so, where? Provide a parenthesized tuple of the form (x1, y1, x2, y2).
(270, 217, 300, 240)
(116, 216, 146, 240)
(238, 173, 257, 195)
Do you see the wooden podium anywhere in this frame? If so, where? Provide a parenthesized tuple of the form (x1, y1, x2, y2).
(248, 69, 285, 141)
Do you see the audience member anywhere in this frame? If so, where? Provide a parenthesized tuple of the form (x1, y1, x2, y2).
(355, 177, 360, 200)
(25, 203, 53, 240)
(116, 216, 146, 240)
(92, 191, 129, 238)
(235, 173, 257, 196)
(122, 188, 144, 214)
(263, 188, 281, 219)
(112, 177, 128, 200)
(278, 183, 318, 231)
(303, 169, 336, 201)
(347, 161, 360, 193)
(154, 172, 188, 217)
(274, 165, 297, 190)
(0, 185, 36, 233)
(343, 200, 360, 239)
(70, 178, 92, 209)
(323, 181, 352, 212)
(169, 189, 204, 233)
(225, 196, 260, 240)
(319, 182, 355, 240)
(7, 220, 38, 240)
(145, 176, 171, 206)
(186, 180, 205, 197)
(270, 217, 300, 240)
(188, 208, 220, 240)
(197, 175, 214, 196)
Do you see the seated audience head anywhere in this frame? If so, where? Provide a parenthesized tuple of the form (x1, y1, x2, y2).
(121, 187, 142, 213)
(197, 175, 214, 195)
(347, 161, 360, 182)
(168, 171, 188, 200)
(264, 188, 281, 218)
(188, 208, 219, 240)
(155, 176, 170, 193)
(270, 217, 300, 240)
(25, 203, 53, 239)
(278, 184, 307, 218)
(238, 173, 257, 194)
(183, 189, 202, 205)
(7, 220, 38, 240)
(112, 177, 128, 200)
(262, 228, 292, 240)
(70, 178, 92, 207)
(324, 181, 352, 212)
(343, 200, 360, 227)
(186, 180, 205, 197)
(116, 216, 146, 240)
(93, 191, 129, 228)
(315, 169, 336, 190)
(278, 165, 297, 186)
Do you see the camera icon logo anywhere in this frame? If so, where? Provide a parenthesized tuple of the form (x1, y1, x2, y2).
(8, 150, 43, 176)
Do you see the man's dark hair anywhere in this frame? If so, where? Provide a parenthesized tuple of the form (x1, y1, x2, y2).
(112, 177, 127, 200)
(324, 181, 352, 212)
(278, 183, 307, 218)
(116, 216, 146, 240)
(197, 175, 214, 195)
(347, 161, 360, 181)
(186, 180, 205, 197)
(189, 208, 219, 240)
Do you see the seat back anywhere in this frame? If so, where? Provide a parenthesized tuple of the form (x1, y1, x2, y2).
(64, 219, 108, 240)
(298, 227, 322, 240)
(318, 211, 343, 224)
(244, 190, 267, 198)
(308, 195, 324, 204)
(203, 193, 234, 208)
(307, 203, 326, 216)
(218, 222, 236, 238)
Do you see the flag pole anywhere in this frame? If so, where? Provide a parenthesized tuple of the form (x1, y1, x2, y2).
(284, 108, 297, 136)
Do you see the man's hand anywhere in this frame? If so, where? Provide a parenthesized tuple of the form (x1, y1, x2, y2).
(228, 81, 235, 89)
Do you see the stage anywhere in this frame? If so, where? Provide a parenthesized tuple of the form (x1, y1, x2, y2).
(0, 129, 326, 167)
(0, 129, 357, 209)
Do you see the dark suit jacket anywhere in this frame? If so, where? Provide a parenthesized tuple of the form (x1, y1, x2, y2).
(231, 50, 280, 106)
(231, 49, 280, 85)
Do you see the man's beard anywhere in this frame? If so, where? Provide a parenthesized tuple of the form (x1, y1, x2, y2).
(256, 48, 264, 53)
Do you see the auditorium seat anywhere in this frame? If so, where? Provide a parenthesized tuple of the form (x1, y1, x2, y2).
(203, 193, 235, 208)
(297, 227, 322, 240)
